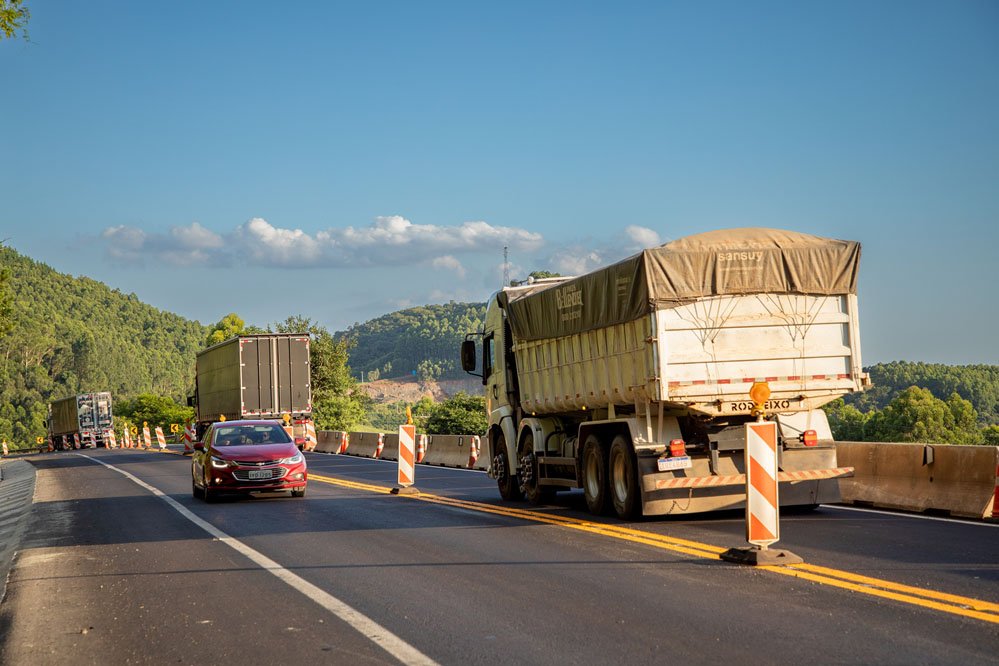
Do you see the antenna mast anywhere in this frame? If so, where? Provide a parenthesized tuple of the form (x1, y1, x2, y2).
(503, 245, 510, 287)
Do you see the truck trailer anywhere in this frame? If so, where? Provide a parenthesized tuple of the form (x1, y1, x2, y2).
(48, 392, 114, 450)
(461, 227, 868, 518)
(191, 334, 313, 443)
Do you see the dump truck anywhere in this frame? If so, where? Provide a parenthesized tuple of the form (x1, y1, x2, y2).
(461, 227, 868, 517)
(191, 334, 313, 444)
(48, 392, 114, 450)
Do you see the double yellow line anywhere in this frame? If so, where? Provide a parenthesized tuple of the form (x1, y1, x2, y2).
(310, 473, 999, 625)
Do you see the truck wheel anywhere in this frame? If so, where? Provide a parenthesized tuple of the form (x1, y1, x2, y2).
(518, 434, 553, 505)
(582, 435, 609, 515)
(609, 435, 640, 519)
(493, 432, 523, 501)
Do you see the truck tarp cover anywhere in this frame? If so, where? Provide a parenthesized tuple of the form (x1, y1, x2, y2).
(505, 227, 861, 341)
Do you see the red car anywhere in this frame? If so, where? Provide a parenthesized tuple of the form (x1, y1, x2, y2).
(192, 420, 307, 501)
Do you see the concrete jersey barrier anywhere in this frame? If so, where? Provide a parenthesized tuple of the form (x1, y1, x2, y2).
(836, 441, 999, 519)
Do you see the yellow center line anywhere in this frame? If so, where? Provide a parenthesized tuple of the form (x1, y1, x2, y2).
(311, 473, 999, 624)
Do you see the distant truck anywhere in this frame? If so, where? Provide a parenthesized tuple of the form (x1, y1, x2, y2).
(191, 334, 313, 444)
(48, 392, 114, 450)
(461, 228, 869, 518)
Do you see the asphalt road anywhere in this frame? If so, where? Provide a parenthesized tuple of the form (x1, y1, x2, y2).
(1, 448, 997, 665)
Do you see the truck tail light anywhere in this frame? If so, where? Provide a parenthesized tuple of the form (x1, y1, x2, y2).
(669, 439, 686, 457)
(800, 430, 817, 447)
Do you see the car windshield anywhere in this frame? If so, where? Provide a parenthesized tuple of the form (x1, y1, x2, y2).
(213, 424, 292, 446)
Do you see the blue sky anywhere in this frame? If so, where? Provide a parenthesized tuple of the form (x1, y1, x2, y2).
(2, 1, 997, 364)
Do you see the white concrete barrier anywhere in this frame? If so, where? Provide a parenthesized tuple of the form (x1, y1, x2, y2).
(836, 442, 999, 519)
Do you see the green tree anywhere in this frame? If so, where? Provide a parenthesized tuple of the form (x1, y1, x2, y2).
(0, 266, 12, 339)
(115, 393, 194, 432)
(822, 398, 870, 441)
(365, 397, 433, 432)
(273, 315, 368, 431)
(864, 386, 981, 445)
(528, 270, 562, 279)
(424, 392, 487, 435)
(205, 313, 247, 347)
(0, 0, 30, 40)
(983, 425, 999, 446)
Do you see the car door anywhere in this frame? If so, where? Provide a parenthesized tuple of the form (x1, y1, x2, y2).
(192, 427, 212, 483)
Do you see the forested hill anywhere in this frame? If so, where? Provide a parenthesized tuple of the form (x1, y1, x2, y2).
(337, 302, 486, 381)
(845, 361, 999, 425)
(0, 245, 208, 441)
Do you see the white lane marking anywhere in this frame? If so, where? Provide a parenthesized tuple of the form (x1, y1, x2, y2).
(77, 453, 439, 666)
(823, 504, 999, 527)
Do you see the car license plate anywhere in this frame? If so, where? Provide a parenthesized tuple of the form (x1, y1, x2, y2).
(657, 456, 692, 472)
(248, 469, 270, 480)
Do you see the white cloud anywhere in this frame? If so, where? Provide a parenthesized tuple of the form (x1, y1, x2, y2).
(99, 215, 544, 269)
(550, 248, 606, 276)
(431, 255, 466, 279)
(625, 225, 661, 249)
(234, 218, 324, 266)
(171, 222, 224, 250)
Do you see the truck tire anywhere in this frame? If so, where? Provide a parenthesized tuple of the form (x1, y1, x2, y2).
(493, 431, 523, 501)
(582, 435, 609, 515)
(609, 435, 640, 519)
(518, 433, 554, 505)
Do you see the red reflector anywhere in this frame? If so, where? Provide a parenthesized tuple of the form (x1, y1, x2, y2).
(669, 439, 686, 457)
(801, 430, 817, 447)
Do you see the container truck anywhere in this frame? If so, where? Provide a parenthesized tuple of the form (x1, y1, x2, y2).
(461, 227, 868, 518)
(48, 392, 114, 450)
(191, 334, 313, 444)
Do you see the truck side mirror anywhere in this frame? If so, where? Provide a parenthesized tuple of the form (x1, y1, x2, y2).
(461, 340, 477, 372)
(187, 395, 195, 407)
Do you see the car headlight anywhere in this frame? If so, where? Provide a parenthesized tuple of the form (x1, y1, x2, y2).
(279, 452, 304, 465)
(210, 456, 233, 469)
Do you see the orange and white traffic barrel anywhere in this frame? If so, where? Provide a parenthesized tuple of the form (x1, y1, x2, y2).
(375, 433, 385, 458)
(106, 430, 117, 449)
(467, 435, 480, 468)
(183, 420, 196, 452)
(337, 431, 350, 454)
(416, 434, 427, 464)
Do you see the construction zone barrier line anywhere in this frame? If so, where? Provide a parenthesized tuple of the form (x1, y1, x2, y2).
(315, 431, 490, 470)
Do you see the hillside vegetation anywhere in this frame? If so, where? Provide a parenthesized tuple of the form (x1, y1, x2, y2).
(338, 302, 486, 381)
(0, 245, 207, 442)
